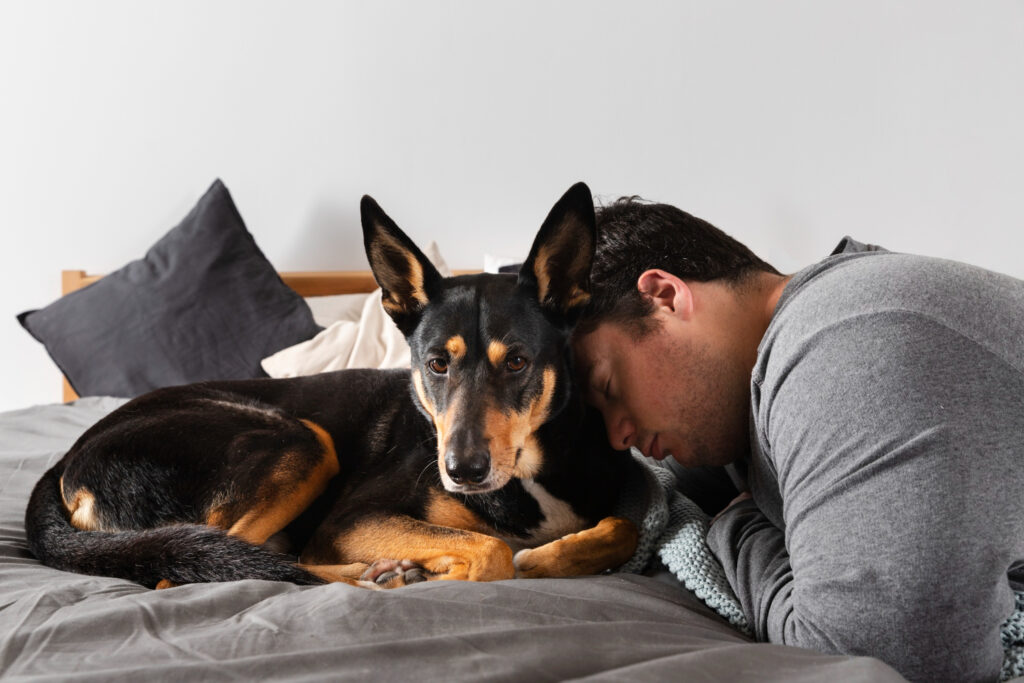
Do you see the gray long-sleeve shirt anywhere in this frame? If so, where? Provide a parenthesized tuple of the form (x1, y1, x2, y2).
(707, 238, 1024, 682)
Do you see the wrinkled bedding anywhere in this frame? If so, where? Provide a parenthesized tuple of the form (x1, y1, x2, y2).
(0, 398, 905, 681)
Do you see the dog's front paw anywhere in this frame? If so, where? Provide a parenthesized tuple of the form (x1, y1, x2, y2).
(512, 548, 544, 578)
(514, 517, 639, 578)
(360, 559, 430, 588)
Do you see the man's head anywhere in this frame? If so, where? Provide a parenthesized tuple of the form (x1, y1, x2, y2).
(577, 198, 779, 339)
(573, 197, 786, 468)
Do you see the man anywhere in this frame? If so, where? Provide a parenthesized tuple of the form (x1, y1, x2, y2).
(572, 197, 1024, 682)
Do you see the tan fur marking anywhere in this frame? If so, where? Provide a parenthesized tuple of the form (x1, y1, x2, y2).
(62, 480, 101, 531)
(380, 291, 406, 313)
(567, 286, 591, 309)
(298, 563, 370, 587)
(445, 335, 467, 361)
(425, 490, 489, 533)
(533, 243, 554, 304)
(405, 254, 427, 306)
(487, 340, 508, 368)
(299, 419, 342, 480)
(412, 370, 436, 416)
(413, 370, 460, 474)
(371, 230, 428, 313)
(532, 222, 591, 311)
(218, 420, 340, 546)
(483, 366, 557, 478)
(514, 516, 639, 578)
(321, 514, 514, 583)
(432, 399, 460, 467)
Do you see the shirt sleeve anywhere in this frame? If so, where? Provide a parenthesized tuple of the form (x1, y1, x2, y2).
(705, 309, 1019, 681)
(706, 499, 793, 642)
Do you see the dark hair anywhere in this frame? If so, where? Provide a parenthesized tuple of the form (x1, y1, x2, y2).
(579, 197, 779, 338)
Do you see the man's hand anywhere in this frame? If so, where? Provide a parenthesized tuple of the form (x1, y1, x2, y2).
(711, 491, 752, 525)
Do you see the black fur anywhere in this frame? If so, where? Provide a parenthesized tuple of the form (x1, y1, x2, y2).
(24, 182, 637, 588)
(26, 463, 324, 586)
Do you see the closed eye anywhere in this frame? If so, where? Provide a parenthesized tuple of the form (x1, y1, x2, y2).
(586, 376, 610, 406)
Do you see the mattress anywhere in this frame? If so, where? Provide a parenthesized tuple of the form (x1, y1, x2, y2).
(0, 397, 904, 681)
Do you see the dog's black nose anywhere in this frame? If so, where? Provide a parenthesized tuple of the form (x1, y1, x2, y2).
(445, 451, 490, 485)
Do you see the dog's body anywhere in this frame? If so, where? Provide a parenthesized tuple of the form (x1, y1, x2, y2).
(25, 183, 639, 589)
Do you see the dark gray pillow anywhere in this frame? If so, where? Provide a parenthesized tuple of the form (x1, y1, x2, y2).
(18, 179, 322, 398)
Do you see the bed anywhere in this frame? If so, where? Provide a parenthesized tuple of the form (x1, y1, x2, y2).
(2, 181, 905, 681)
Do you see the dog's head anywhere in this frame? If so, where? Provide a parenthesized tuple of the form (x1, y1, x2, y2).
(362, 183, 595, 494)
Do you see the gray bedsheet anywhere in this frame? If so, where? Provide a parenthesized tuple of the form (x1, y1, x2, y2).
(0, 397, 905, 681)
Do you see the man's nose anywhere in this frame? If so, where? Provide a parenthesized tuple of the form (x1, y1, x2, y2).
(606, 413, 636, 451)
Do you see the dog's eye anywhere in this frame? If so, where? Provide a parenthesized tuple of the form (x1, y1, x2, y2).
(427, 358, 449, 375)
(506, 356, 527, 373)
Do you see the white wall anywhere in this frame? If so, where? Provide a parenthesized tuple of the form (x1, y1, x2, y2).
(2, 1, 1022, 411)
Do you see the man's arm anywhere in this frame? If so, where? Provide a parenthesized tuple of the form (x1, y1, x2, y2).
(707, 498, 792, 643)
(705, 311, 1017, 681)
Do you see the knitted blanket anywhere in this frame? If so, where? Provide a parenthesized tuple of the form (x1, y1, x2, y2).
(612, 453, 1024, 680)
(611, 452, 749, 634)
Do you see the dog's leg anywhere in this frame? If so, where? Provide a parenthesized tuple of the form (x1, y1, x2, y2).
(208, 419, 339, 547)
(512, 516, 638, 578)
(306, 513, 515, 587)
(182, 419, 366, 588)
(295, 562, 379, 588)
(296, 560, 426, 590)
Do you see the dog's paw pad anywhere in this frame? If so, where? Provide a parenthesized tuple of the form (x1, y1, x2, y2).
(403, 566, 428, 584)
(360, 559, 429, 587)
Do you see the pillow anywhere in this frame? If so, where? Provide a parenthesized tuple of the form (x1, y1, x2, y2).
(484, 254, 523, 274)
(263, 291, 411, 376)
(304, 292, 370, 327)
(18, 179, 322, 398)
(262, 242, 451, 376)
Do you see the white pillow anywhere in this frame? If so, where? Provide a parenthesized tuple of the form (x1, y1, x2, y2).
(304, 293, 368, 328)
(483, 253, 523, 274)
(263, 242, 451, 376)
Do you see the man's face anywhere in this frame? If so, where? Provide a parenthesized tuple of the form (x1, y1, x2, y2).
(573, 315, 750, 468)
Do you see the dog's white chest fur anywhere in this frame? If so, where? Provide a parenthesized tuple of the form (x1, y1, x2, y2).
(504, 478, 586, 552)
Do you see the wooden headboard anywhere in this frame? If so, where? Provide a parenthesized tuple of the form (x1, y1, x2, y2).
(60, 268, 477, 401)
(61, 269, 388, 299)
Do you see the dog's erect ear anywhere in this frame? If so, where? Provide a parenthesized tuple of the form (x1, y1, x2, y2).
(517, 182, 595, 322)
(361, 195, 443, 334)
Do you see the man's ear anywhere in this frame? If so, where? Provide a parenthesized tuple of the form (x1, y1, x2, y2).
(361, 195, 443, 334)
(517, 182, 595, 322)
(637, 269, 694, 319)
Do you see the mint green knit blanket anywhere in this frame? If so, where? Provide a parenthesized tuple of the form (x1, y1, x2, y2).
(611, 453, 749, 634)
(612, 453, 1024, 680)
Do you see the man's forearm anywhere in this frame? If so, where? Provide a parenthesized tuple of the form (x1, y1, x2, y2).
(706, 499, 793, 642)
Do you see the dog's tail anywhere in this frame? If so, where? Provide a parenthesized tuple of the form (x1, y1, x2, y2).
(24, 462, 325, 588)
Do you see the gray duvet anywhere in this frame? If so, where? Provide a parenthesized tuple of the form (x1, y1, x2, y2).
(0, 398, 904, 681)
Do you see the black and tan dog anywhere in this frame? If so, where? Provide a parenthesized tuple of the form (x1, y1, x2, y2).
(24, 183, 639, 589)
